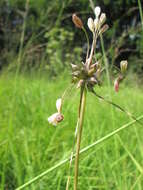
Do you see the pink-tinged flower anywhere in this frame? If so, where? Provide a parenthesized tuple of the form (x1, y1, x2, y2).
(48, 113, 64, 126)
(48, 98, 64, 126)
(114, 79, 119, 92)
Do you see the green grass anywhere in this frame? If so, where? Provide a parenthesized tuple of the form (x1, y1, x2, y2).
(0, 74, 143, 190)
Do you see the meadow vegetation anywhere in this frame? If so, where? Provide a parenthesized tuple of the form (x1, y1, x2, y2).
(0, 0, 143, 189)
(0, 73, 143, 189)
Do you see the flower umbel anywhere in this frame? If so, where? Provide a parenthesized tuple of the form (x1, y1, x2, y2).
(48, 98, 64, 126)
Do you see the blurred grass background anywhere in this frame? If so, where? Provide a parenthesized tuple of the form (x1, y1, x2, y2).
(0, 0, 143, 189)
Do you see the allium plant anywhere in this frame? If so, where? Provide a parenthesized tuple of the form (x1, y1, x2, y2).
(48, 6, 139, 190)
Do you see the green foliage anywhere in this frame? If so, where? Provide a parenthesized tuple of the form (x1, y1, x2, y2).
(44, 27, 82, 76)
(0, 74, 143, 189)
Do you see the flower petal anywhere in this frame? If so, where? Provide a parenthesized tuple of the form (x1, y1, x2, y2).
(56, 98, 62, 113)
(48, 113, 59, 126)
(48, 112, 64, 126)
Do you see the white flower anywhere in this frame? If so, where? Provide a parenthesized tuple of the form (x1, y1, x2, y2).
(48, 113, 64, 126)
(48, 98, 64, 126)
(48, 113, 60, 126)
(94, 6, 101, 18)
(87, 17, 94, 32)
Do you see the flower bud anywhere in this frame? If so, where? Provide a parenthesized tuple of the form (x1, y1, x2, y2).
(72, 14, 83, 29)
(88, 68, 96, 76)
(99, 13, 106, 26)
(91, 61, 100, 69)
(71, 63, 79, 71)
(120, 60, 128, 73)
(95, 68, 101, 78)
(72, 76, 78, 83)
(114, 79, 119, 92)
(87, 17, 95, 32)
(99, 24, 109, 35)
(94, 6, 101, 18)
(72, 71, 80, 77)
(88, 77, 97, 85)
(77, 79, 84, 88)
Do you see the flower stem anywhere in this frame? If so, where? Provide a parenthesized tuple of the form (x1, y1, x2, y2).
(74, 85, 87, 190)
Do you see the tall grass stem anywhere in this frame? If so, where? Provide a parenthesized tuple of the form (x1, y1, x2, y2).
(138, 0, 143, 30)
(74, 86, 87, 190)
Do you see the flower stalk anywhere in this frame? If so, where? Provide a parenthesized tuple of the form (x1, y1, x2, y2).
(74, 85, 86, 190)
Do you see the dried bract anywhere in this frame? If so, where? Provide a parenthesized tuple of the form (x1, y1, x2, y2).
(72, 14, 83, 29)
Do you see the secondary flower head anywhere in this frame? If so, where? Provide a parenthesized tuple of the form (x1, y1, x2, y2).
(48, 98, 64, 126)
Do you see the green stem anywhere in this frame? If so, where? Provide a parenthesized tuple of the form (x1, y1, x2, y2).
(100, 34, 111, 87)
(74, 86, 87, 190)
(138, 0, 143, 30)
(82, 27, 90, 60)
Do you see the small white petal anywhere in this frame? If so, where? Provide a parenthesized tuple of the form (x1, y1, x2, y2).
(48, 113, 59, 126)
(87, 17, 94, 32)
(94, 6, 101, 18)
(56, 98, 62, 113)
